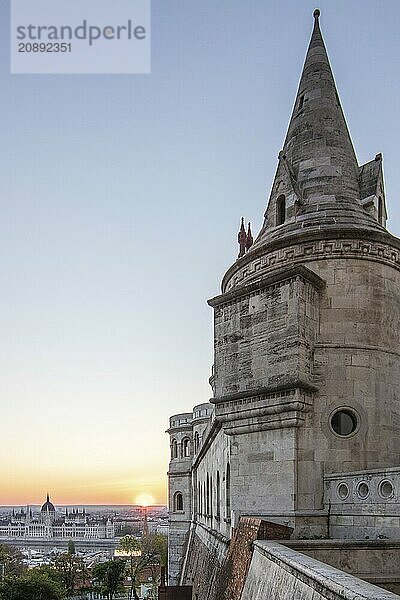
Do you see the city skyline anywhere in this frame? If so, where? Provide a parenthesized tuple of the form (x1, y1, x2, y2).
(1, 0, 400, 505)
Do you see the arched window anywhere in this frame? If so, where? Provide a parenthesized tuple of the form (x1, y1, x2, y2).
(174, 492, 183, 512)
(210, 476, 213, 517)
(225, 463, 231, 520)
(216, 472, 221, 519)
(276, 195, 286, 226)
(206, 474, 210, 516)
(378, 196, 383, 225)
(171, 439, 178, 459)
(194, 431, 200, 453)
(182, 438, 190, 458)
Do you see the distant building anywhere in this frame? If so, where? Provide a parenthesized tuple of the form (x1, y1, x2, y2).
(0, 494, 115, 540)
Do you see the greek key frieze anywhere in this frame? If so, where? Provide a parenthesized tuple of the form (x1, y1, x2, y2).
(225, 240, 400, 291)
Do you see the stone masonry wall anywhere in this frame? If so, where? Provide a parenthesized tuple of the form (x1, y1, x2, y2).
(182, 518, 292, 600)
(325, 467, 400, 541)
(210, 250, 400, 537)
(211, 271, 321, 398)
(285, 539, 400, 595)
(241, 541, 399, 600)
(210, 518, 292, 600)
(294, 257, 400, 522)
(182, 522, 228, 600)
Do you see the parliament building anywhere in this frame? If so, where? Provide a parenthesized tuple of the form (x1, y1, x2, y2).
(0, 494, 115, 540)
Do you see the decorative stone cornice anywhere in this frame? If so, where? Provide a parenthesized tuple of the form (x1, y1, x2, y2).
(211, 384, 315, 436)
(211, 381, 318, 405)
(222, 232, 400, 293)
(209, 264, 325, 308)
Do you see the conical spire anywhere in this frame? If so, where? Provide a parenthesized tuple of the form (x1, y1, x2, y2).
(279, 8, 359, 200)
(288, 9, 358, 191)
(255, 9, 383, 248)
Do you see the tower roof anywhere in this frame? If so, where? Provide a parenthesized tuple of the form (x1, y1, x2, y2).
(41, 493, 56, 513)
(252, 9, 385, 250)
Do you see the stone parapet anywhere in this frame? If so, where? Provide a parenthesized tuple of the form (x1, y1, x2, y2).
(324, 467, 400, 540)
(241, 541, 399, 600)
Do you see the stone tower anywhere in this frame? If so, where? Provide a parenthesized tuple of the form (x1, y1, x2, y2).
(167, 9, 400, 590)
(207, 9, 400, 537)
(167, 412, 193, 584)
(167, 403, 214, 584)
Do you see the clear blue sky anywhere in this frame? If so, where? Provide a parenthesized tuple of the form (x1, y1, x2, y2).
(0, 0, 399, 504)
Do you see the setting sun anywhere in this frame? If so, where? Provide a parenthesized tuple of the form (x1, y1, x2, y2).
(135, 493, 155, 507)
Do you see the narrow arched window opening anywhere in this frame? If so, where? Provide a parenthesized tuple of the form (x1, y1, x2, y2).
(216, 472, 221, 519)
(182, 438, 190, 458)
(206, 474, 210, 516)
(378, 196, 383, 225)
(171, 439, 178, 459)
(174, 492, 183, 512)
(276, 195, 286, 226)
(194, 432, 200, 453)
(210, 476, 213, 518)
(225, 463, 231, 521)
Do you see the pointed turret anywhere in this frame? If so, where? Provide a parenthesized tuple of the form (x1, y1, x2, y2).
(238, 217, 247, 258)
(253, 9, 384, 250)
(246, 223, 253, 250)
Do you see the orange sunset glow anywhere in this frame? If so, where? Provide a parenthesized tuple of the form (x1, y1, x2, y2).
(0, 422, 170, 505)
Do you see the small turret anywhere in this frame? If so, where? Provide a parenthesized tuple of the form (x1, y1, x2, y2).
(246, 223, 253, 251)
(238, 217, 246, 258)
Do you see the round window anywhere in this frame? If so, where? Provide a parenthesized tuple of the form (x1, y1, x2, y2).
(337, 483, 349, 500)
(378, 480, 394, 499)
(357, 482, 369, 499)
(330, 409, 358, 437)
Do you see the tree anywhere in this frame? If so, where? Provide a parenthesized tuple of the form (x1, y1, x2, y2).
(0, 544, 25, 578)
(31, 565, 64, 588)
(119, 534, 167, 600)
(92, 559, 125, 600)
(52, 551, 88, 596)
(0, 571, 64, 600)
(67, 540, 76, 556)
(119, 536, 140, 600)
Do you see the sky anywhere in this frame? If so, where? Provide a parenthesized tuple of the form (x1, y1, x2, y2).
(0, 0, 399, 506)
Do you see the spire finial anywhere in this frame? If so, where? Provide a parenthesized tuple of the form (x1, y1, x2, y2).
(246, 223, 253, 251)
(313, 8, 320, 19)
(238, 217, 247, 258)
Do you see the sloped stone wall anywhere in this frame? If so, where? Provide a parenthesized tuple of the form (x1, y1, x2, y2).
(182, 518, 292, 600)
(241, 541, 399, 600)
(182, 522, 228, 600)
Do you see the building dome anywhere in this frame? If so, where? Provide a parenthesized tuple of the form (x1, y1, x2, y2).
(41, 493, 55, 513)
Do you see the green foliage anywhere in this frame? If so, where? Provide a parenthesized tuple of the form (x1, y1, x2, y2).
(143, 534, 167, 568)
(92, 559, 125, 600)
(52, 551, 88, 595)
(120, 535, 141, 555)
(67, 540, 76, 556)
(31, 565, 65, 588)
(0, 544, 26, 577)
(119, 534, 167, 599)
(0, 571, 64, 600)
